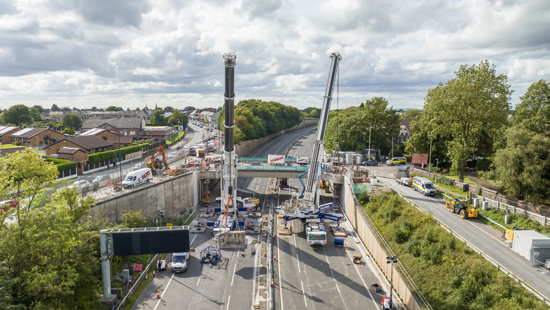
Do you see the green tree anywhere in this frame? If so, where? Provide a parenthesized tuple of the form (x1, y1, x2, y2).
(62, 113, 83, 129)
(32, 105, 45, 113)
(105, 106, 123, 112)
(168, 110, 189, 128)
(325, 97, 399, 155)
(184, 106, 195, 111)
(309, 108, 320, 118)
(494, 127, 550, 203)
(29, 107, 42, 123)
(121, 210, 146, 228)
(400, 109, 422, 120)
(512, 79, 550, 134)
(151, 109, 166, 125)
(62, 107, 71, 112)
(51, 104, 62, 112)
(0, 105, 33, 126)
(63, 128, 70, 134)
(421, 60, 512, 181)
(91, 106, 97, 111)
(164, 106, 174, 111)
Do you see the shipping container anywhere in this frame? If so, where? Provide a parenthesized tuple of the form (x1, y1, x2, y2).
(511, 230, 550, 264)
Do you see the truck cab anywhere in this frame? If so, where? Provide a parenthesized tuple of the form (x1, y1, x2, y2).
(306, 219, 327, 245)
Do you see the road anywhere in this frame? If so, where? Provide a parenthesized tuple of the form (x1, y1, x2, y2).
(374, 165, 550, 302)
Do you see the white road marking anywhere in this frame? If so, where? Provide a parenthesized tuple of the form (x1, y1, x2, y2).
(293, 233, 297, 247)
(296, 254, 301, 273)
(153, 272, 175, 310)
(191, 234, 197, 245)
(226, 295, 231, 310)
(196, 276, 201, 286)
(301, 281, 307, 307)
(322, 246, 349, 310)
(231, 264, 237, 286)
(344, 246, 378, 309)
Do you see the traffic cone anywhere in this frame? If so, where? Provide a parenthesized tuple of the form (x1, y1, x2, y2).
(145, 274, 148, 281)
(272, 233, 275, 239)
(153, 269, 156, 277)
(264, 251, 267, 257)
(271, 278, 274, 287)
(264, 233, 267, 238)
(274, 255, 277, 261)
(156, 290, 160, 299)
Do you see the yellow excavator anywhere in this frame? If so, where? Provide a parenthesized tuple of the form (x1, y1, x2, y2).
(145, 146, 170, 175)
(445, 198, 478, 219)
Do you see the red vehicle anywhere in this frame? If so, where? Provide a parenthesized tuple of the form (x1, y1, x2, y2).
(0, 200, 18, 211)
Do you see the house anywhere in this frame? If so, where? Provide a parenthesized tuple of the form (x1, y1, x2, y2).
(57, 147, 88, 162)
(397, 119, 414, 144)
(9, 128, 65, 148)
(0, 126, 22, 144)
(45, 136, 114, 159)
(81, 118, 145, 138)
(79, 128, 133, 147)
(139, 126, 173, 140)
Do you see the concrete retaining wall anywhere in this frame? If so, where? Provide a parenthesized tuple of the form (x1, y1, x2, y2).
(235, 118, 318, 157)
(339, 177, 423, 310)
(92, 172, 200, 223)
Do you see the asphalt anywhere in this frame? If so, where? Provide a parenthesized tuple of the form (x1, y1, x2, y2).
(374, 165, 550, 303)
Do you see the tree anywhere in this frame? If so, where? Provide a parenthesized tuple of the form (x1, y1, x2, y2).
(0, 105, 33, 126)
(183, 106, 195, 111)
(168, 110, 189, 128)
(62, 107, 71, 112)
(421, 60, 512, 181)
(91, 106, 97, 111)
(0, 150, 110, 309)
(400, 109, 422, 120)
(324, 97, 399, 155)
(494, 127, 550, 203)
(29, 107, 42, 123)
(309, 108, 320, 118)
(32, 105, 45, 113)
(164, 106, 174, 111)
(150, 109, 166, 125)
(51, 104, 62, 112)
(512, 79, 550, 134)
(62, 113, 83, 129)
(121, 210, 146, 228)
(105, 106, 123, 112)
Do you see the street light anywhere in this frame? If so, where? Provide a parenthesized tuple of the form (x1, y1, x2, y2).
(368, 126, 372, 160)
(386, 256, 398, 309)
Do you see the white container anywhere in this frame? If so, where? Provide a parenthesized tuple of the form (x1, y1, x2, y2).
(371, 179, 378, 186)
(473, 198, 479, 208)
(355, 154, 362, 164)
(345, 153, 354, 165)
(482, 201, 488, 211)
(511, 230, 550, 261)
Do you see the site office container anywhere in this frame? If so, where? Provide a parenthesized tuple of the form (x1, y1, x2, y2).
(511, 230, 550, 264)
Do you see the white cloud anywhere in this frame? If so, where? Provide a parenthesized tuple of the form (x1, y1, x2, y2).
(0, 0, 549, 111)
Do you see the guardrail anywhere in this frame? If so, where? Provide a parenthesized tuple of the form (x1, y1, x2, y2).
(388, 183, 550, 307)
(116, 253, 160, 310)
(236, 165, 309, 171)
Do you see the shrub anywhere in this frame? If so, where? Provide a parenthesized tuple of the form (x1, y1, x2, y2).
(87, 142, 151, 164)
(476, 158, 491, 171)
(46, 158, 77, 172)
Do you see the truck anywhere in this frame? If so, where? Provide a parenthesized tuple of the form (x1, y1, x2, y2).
(212, 213, 234, 235)
(306, 219, 327, 245)
(206, 142, 216, 152)
(197, 148, 206, 159)
(186, 157, 202, 167)
(171, 252, 190, 273)
(445, 198, 478, 219)
(268, 155, 285, 166)
(396, 177, 412, 187)
(297, 157, 309, 166)
(122, 168, 152, 189)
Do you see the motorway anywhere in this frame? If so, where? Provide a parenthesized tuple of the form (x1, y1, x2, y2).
(374, 165, 550, 302)
(131, 125, 389, 310)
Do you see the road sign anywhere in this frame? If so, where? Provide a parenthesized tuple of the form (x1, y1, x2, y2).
(166, 223, 173, 227)
(133, 264, 143, 271)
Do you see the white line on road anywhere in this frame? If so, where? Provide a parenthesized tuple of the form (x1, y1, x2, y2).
(301, 281, 307, 307)
(293, 233, 297, 247)
(196, 276, 201, 286)
(231, 264, 237, 286)
(322, 246, 349, 310)
(153, 272, 175, 310)
(226, 295, 231, 310)
(278, 227, 283, 310)
(191, 234, 197, 244)
(296, 254, 301, 273)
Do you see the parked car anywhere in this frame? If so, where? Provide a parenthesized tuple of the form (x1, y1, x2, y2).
(69, 180, 90, 189)
(77, 175, 94, 182)
(92, 175, 111, 184)
(0, 200, 18, 211)
(361, 159, 378, 166)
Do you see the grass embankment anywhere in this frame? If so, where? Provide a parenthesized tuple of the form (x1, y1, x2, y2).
(478, 209, 550, 235)
(166, 132, 185, 145)
(362, 192, 547, 310)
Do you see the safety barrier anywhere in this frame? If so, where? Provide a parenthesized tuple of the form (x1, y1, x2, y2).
(116, 254, 160, 310)
(236, 165, 309, 171)
(387, 182, 550, 307)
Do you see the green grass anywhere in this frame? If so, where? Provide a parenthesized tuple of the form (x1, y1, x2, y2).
(480, 209, 550, 235)
(166, 132, 185, 145)
(362, 192, 548, 310)
(0, 144, 26, 149)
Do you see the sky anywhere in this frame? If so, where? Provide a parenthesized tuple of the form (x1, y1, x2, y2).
(0, 0, 549, 111)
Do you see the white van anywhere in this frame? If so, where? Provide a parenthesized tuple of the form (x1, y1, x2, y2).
(412, 176, 436, 196)
(122, 168, 152, 189)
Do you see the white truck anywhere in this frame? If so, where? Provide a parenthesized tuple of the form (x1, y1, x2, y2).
(306, 219, 327, 245)
(171, 252, 190, 273)
(297, 157, 309, 166)
(396, 177, 412, 187)
(268, 155, 285, 166)
(122, 168, 152, 189)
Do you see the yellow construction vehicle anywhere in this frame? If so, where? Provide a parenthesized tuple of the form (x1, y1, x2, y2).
(145, 146, 170, 174)
(445, 198, 478, 219)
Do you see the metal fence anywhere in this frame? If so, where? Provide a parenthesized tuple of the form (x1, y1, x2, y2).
(481, 197, 548, 226)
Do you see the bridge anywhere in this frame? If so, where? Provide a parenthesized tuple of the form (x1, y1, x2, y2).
(197, 164, 345, 182)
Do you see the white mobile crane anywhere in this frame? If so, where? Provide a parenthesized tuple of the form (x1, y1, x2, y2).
(278, 53, 342, 244)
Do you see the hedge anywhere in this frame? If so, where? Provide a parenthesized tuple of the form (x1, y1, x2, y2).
(87, 142, 151, 165)
(46, 158, 77, 172)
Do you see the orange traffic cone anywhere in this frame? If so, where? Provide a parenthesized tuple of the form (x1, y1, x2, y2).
(274, 255, 277, 261)
(271, 278, 274, 287)
(156, 290, 160, 299)
(272, 234, 275, 239)
(153, 269, 156, 277)
(264, 251, 267, 257)
(145, 274, 148, 281)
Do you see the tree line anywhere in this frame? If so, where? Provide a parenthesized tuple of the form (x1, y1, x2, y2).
(217, 99, 303, 144)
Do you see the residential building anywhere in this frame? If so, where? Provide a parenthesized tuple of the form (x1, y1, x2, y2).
(81, 118, 145, 138)
(79, 128, 133, 148)
(0, 126, 22, 144)
(57, 147, 88, 162)
(139, 126, 173, 140)
(45, 136, 114, 158)
(397, 119, 414, 144)
(9, 128, 65, 148)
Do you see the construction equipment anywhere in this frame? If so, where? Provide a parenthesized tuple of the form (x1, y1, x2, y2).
(445, 198, 478, 219)
(145, 146, 170, 174)
(200, 246, 221, 265)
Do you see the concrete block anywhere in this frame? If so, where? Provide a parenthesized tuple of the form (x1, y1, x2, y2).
(482, 201, 488, 211)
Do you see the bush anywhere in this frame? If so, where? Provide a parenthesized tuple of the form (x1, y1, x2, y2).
(46, 158, 77, 172)
(476, 158, 491, 171)
(87, 142, 151, 164)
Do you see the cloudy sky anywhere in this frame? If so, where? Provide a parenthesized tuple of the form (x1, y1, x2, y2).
(0, 0, 549, 111)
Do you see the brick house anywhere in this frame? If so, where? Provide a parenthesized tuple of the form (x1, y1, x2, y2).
(57, 147, 88, 162)
(139, 126, 173, 140)
(9, 128, 65, 148)
(82, 118, 145, 139)
(78, 128, 133, 147)
(0, 126, 22, 144)
(45, 136, 114, 158)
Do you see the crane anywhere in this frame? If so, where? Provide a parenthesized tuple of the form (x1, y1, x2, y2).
(145, 145, 169, 173)
(278, 53, 342, 234)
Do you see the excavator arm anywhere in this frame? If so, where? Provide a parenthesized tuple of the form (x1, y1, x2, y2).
(148, 146, 170, 171)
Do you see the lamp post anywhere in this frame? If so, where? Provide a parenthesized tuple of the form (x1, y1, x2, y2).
(428, 138, 433, 180)
(386, 256, 398, 309)
(368, 126, 372, 160)
(113, 125, 122, 184)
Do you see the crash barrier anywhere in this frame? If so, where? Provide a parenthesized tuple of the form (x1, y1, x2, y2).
(218, 231, 246, 248)
(386, 182, 550, 307)
(413, 168, 550, 222)
(116, 254, 160, 310)
(342, 177, 426, 310)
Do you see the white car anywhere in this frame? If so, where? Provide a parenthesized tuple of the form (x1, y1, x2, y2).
(133, 163, 143, 171)
(69, 180, 90, 189)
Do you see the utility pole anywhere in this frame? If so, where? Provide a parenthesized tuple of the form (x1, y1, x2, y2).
(387, 256, 398, 309)
(368, 126, 372, 160)
(428, 139, 433, 180)
(391, 136, 394, 159)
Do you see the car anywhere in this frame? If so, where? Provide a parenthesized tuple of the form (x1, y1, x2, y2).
(361, 159, 378, 166)
(0, 200, 18, 211)
(176, 146, 182, 150)
(92, 175, 111, 184)
(133, 163, 143, 171)
(386, 157, 407, 166)
(171, 252, 190, 273)
(68, 180, 90, 189)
